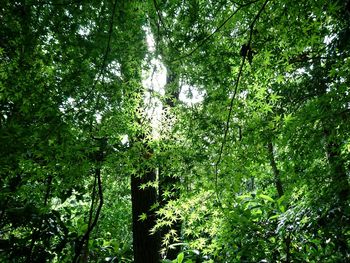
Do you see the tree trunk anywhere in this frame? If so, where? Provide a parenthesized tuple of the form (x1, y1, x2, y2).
(131, 157, 160, 263)
(267, 141, 284, 197)
(267, 140, 289, 262)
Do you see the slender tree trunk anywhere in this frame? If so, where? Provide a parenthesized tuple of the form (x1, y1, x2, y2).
(267, 141, 284, 197)
(74, 165, 104, 263)
(267, 140, 290, 262)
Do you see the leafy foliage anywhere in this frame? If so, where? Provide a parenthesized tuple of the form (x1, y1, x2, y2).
(1, 0, 350, 262)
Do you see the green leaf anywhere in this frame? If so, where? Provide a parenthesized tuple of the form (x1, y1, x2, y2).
(177, 252, 184, 263)
(139, 213, 147, 221)
(269, 214, 280, 220)
(258, 194, 274, 202)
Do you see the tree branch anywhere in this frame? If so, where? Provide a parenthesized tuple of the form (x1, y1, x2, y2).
(74, 0, 118, 110)
(73, 167, 104, 263)
(27, 0, 82, 7)
(173, 0, 261, 62)
(214, 0, 270, 205)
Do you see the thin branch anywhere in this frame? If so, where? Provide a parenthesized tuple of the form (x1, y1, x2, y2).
(152, 0, 183, 61)
(44, 175, 52, 206)
(88, 174, 98, 222)
(153, 0, 170, 35)
(27, 0, 82, 6)
(73, 167, 104, 263)
(214, 0, 270, 205)
(73, 180, 95, 262)
(42, 0, 117, 143)
(173, 0, 261, 62)
(74, 0, 118, 111)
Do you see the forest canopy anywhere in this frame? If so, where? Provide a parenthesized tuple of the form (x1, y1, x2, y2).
(0, 0, 349, 262)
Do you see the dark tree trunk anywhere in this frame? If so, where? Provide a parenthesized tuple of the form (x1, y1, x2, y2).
(118, 2, 161, 257)
(131, 165, 160, 263)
